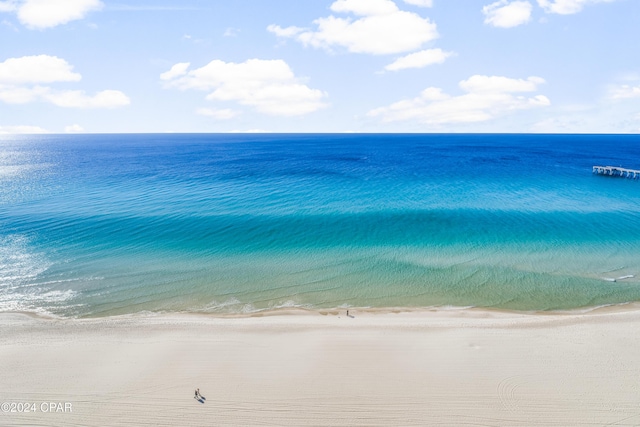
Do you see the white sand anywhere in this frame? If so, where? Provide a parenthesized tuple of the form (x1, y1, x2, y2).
(1, 307, 640, 426)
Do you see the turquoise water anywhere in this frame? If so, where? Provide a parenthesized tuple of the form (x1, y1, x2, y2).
(1, 133, 640, 317)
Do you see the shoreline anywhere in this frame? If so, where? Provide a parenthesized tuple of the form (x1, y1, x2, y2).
(5, 299, 640, 321)
(2, 305, 640, 426)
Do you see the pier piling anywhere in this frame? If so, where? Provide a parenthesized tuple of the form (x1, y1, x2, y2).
(592, 166, 640, 179)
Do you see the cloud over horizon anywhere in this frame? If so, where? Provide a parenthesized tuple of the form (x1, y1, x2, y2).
(161, 58, 328, 116)
(0, 55, 130, 108)
(0, 124, 49, 134)
(608, 84, 640, 100)
(368, 75, 550, 125)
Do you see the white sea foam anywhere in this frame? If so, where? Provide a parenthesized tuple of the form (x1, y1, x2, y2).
(0, 235, 51, 284)
(200, 297, 243, 312)
(0, 288, 80, 319)
(240, 303, 256, 313)
(602, 274, 636, 283)
(199, 298, 311, 314)
(266, 300, 314, 312)
(0, 234, 78, 315)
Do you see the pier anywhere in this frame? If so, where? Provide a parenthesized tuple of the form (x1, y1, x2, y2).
(593, 165, 640, 179)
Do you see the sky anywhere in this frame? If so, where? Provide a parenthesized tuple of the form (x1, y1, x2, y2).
(0, 0, 639, 133)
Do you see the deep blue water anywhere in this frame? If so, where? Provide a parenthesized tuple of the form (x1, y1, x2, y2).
(1, 133, 640, 317)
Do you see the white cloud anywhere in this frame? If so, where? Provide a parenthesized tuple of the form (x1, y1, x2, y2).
(530, 102, 640, 133)
(608, 84, 640, 100)
(331, 0, 399, 16)
(0, 55, 81, 84)
(0, 84, 47, 103)
(266, 24, 304, 38)
(160, 62, 190, 81)
(0, 124, 49, 134)
(108, 5, 200, 11)
(483, 1, 532, 28)
(0, 1, 16, 12)
(223, 27, 239, 37)
(182, 34, 206, 44)
(268, 0, 438, 55)
(0, 0, 103, 29)
(0, 55, 129, 109)
(385, 48, 453, 71)
(368, 75, 550, 125)
(403, 0, 433, 7)
(196, 107, 240, 120)
(459, 75, 544, 92)
(64, 124, 84, 133)
(0, 85, 129, 107)
(537, 0, 616, 15)
(162, 58, 328, 116)
(18, 0, 102, 29)
(44, 89, 129, 108)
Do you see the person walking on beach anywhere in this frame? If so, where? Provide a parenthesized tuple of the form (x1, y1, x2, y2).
(194, 389, 199, 399)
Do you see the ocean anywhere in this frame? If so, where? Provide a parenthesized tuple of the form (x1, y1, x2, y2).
(1, 133, 640, 318)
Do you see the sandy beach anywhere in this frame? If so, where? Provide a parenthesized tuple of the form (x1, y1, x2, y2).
(1, 307, 639, 426)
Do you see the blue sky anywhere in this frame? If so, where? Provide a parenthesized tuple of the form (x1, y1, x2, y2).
(1, 0, 639, 133)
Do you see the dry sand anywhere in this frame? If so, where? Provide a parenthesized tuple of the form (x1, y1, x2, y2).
(1, 307, 640, 426)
